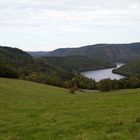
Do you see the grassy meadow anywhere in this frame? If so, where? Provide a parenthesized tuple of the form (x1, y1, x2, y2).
(0, 78, 140, 140)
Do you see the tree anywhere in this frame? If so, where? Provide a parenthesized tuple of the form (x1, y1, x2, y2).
(0, 65, 18, 78)
(118, 78, 129, 89)
(69, 87, 76, 94)
(98, 79, 112, 92)
(129, 76, 140, 88)
(112, 79, 119, 90)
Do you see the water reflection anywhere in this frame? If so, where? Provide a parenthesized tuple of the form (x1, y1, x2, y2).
(82, 63, 125, 82)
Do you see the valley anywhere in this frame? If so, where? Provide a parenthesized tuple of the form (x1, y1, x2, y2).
(1, 0, 140, 139)
(0, 44, 140, 139)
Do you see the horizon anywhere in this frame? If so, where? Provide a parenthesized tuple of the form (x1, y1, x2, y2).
(25, 42, 140, 52)
(0, 0, 140, 51)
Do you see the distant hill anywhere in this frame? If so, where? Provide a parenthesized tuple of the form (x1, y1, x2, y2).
(0, 46, 33, 67)
(0, 46, 74, 86)
(26, 42, 140, 73)
(0, 46, 59, 73)
(27, 51, 49, 57)
(36, 43, 140, 63)
(0, 46, 33, 78)
(41, 56, 115, 72)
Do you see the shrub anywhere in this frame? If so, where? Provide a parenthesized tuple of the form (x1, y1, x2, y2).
(98, 78, 112, 92)
(0, 65, 18, 78)
(136, 117, 140, 123)
(69, 88, 75, 94)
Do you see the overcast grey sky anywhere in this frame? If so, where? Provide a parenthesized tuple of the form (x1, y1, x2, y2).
(0, 0, 140, 51)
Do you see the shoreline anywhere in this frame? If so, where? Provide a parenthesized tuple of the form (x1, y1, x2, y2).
(81, 63, 126, 81)
(80, 64, 117, 73)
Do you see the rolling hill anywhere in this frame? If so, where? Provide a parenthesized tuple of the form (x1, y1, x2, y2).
(0, 78, 140, 140)
(30, 43, 140, 64)
(0, 46, 34, 78)
(0, 46, 74, 86)
(27, 51, 50, 58)
(0, 46, 33, 66)
(40, 55, 115, 72)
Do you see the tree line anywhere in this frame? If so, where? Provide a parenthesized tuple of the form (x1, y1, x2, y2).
(69, 75, 140, 93)
(1, 46, 140, 93)
(1, 62, 140, 92)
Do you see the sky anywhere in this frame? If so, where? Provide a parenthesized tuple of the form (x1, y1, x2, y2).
(0, 0, 140, 51)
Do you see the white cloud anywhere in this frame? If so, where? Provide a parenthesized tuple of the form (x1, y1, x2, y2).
(0, 0, 139, 51)
(0, 0, 140, 33)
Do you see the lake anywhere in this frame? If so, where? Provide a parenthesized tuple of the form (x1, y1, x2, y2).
(82, 63, 125, 82)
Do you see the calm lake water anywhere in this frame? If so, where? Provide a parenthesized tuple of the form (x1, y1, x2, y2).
(82, 63, 125, 82)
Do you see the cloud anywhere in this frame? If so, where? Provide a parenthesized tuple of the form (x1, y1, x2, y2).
(0, 0, 140, 33)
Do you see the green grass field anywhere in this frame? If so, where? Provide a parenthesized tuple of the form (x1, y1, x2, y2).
(0, 78, 140, 140)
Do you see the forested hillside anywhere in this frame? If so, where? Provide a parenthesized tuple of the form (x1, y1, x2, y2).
(0, 46, 33, 66)
(0, 46, 33, 78)
(113, 59, 140, 76)
(0, 46, 75, 86)
(41, 56, 115, 72)
(0, 46, 96, 89)
(28, 43, 140, 73)
(27, 51, 49, 57)
(1, 45, 140, 91)
(40, 43, 140, 63)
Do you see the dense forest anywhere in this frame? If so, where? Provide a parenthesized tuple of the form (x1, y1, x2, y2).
(0, 46, 74, 87)
(29, 43, 140, 63)
(113, 59, 140, 76)
(1, 45, 140, 92)
(0, 46, 33, 66)
(0, 46, 98, 89)
(40, 56, 114, 72)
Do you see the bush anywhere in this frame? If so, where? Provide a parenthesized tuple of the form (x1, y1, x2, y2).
(0, 65, 18, 78)
(98, 78, 112, 92)
(129, 76, 140, 88)
(71, 75, 96, 90)
(136, 117, 140, 123)
(69, 88, 76, 94)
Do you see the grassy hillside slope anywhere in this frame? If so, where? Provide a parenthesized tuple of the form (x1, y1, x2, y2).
(0, 78, 140, 140)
